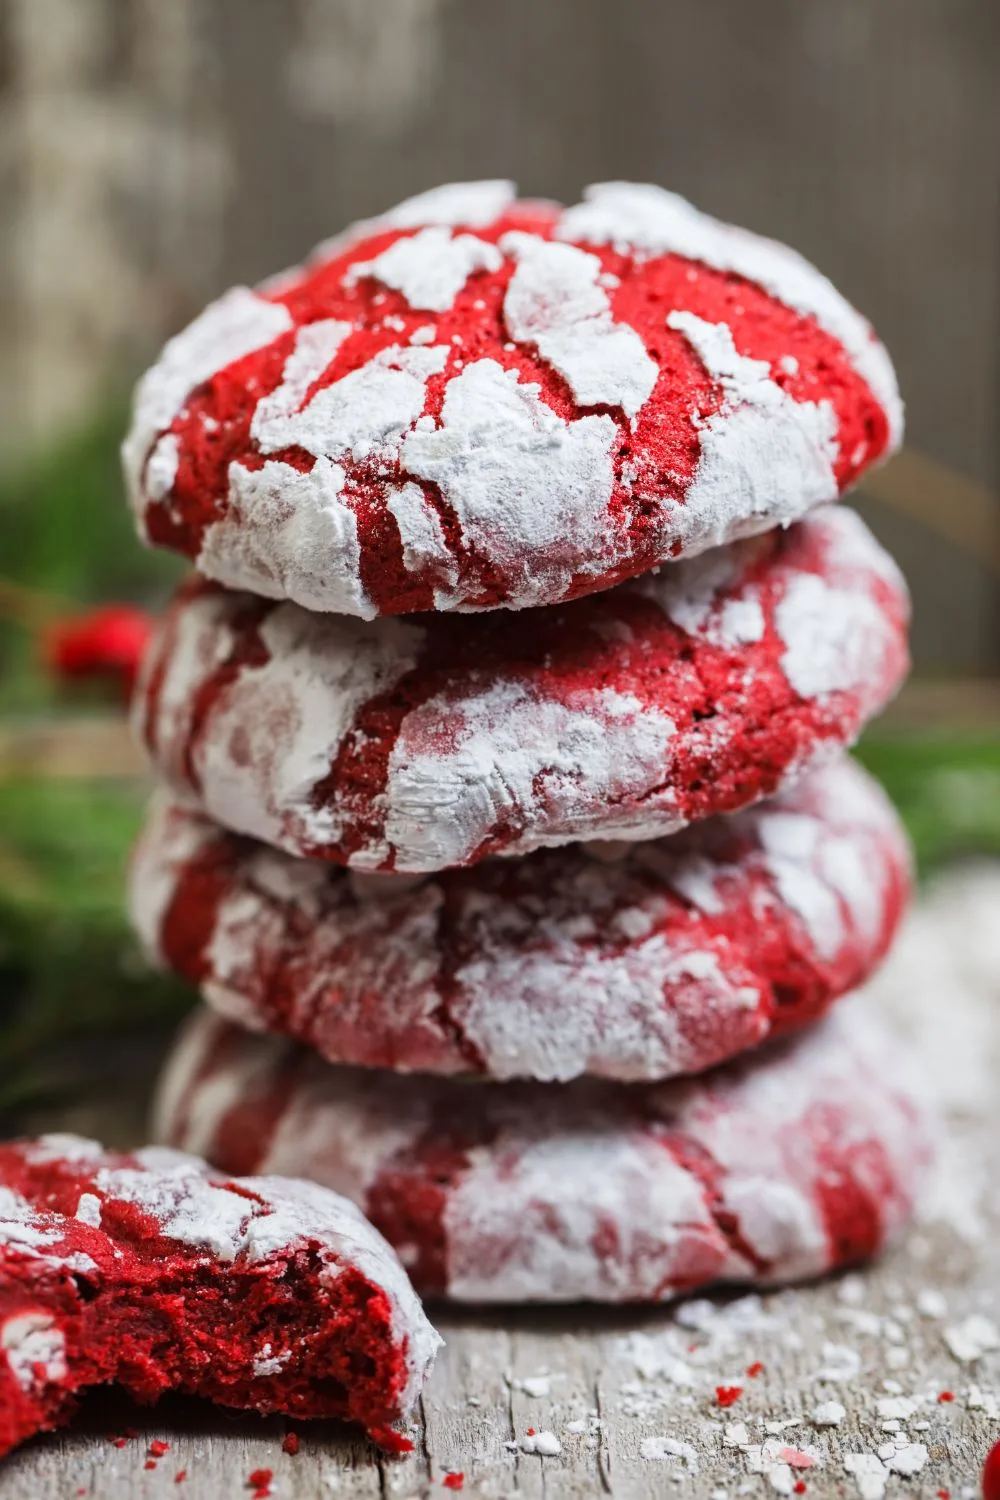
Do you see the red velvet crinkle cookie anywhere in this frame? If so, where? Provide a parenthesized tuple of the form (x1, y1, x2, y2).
(122, 179, 902, 617)
(129, 759, 910, 1083)
(134, 506, 909, 872)
(0, 1137, 440, 1458)
(157, 1000, 932, 1303)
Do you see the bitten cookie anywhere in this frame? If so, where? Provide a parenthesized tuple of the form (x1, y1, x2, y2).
(134, 506, 909, 872)
(0, 1137, 440, 1457)
(157, 1000, 933, 1303)
(123, 179, 901, 617)
(129, 759, 910, 1082)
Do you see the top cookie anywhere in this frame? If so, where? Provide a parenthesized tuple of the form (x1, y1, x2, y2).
(123, 180, 902, 618)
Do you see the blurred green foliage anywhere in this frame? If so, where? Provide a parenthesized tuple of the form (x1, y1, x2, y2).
(0, 777, 189, 1112)
(856, 735, 1000, 872)
(0, 407, 186, 1109)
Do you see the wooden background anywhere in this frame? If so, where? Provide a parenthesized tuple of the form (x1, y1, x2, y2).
(0, 0, 998, 664)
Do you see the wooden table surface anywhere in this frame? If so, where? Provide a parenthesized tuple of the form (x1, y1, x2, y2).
(3, 869, 1000, 1500)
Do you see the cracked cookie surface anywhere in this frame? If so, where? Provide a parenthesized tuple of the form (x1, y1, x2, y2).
(133, 507, 909, 873)
(156, 1000, 933, 1303)
(123, 180, 901, 618)
(129, 759, 911, 1082)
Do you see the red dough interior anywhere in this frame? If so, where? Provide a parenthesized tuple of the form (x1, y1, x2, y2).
(0, 1146, 413, 1457)
(147, 202, 893, 614)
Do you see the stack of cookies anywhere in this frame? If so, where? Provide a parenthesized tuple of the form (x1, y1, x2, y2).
(124, 180, 930, 1304)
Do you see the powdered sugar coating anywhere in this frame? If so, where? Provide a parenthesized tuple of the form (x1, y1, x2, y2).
(664, 311, 839, 553)
(134, 507, 910, 872)
(399, 360, 620, 610)
(347, 227, 504, 312)
(0, 1137, 439, 1455)
(121, 288, 293, 509)
(129, 759, 911, 1082)
(560, 181, 903, 447)
(157, 1000, 933, 1303)
(501, 233, 658, 419)
(125, 181, 901, 617)
(1, 1315, 66, 1394)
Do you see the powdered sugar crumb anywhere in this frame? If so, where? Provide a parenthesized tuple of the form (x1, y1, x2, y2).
(519, 1430, 562, 1456)
(640, 1435, 700, 1470)
(943, 1314, 1000, 1363)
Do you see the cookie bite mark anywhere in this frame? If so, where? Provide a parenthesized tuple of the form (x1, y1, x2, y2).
(0, 1139, 440, 1457)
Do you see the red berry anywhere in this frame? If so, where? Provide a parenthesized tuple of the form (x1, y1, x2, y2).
(282, 1433, 300, 1456)
(794, 1484, 807, 1495)
(149, 1440, 170, 1457)
(174, 1474, 187, 1486)
(984, 1440, 1000, 1500)
(42, 604, 155, 700)
(248, 1471, 273, 1491)
(443, 1475, 465, 1491)
(746, 1361, 765, 1378)
(938, 1390, 955, 1403)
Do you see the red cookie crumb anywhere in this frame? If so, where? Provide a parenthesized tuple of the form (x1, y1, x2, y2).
(745, 1362, 765, 1378)
(149, 1439, 170, 1457)
(937, 1390, 954, 1403)
(715, 1386, 743, 1408)
(175, 1473, 187, 1485)
(248, 1471, 272, 1491)
(145, 1460, 158, 1470)
(442, 1474, 465, 1490)
(282, 1432, 300, 1455)
(156, 997, 933, 1303)
(131, 758, 910, 1085)
(794, 1483, 807, 1495)
(124, 181, 900, 619)
(133, 507, 909, 874)
(0, 1137, 440, 1460)
(986, 1442, 1000, 1500)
